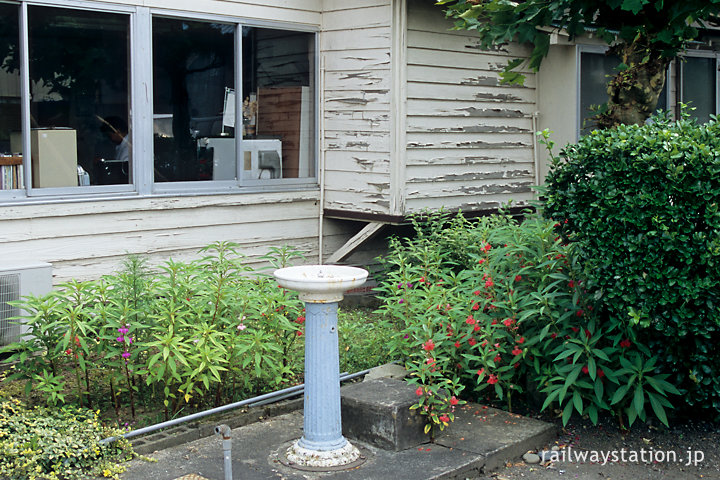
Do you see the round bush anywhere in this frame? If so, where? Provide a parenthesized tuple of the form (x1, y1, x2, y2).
(542, 112, 720, 414)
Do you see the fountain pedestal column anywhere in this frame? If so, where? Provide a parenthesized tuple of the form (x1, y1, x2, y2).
(273, 265, 368, 469)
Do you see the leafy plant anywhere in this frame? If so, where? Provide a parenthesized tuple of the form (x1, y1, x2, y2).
(376, 211, 679, 430)
(0, 395, 134, 480)
(543, 111, 720, 416)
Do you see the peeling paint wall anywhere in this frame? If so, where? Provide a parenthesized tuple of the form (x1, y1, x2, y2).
(322, 0, 393, 215)
(404, 1, 537, 214)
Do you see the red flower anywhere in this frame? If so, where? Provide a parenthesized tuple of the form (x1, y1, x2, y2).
(571, 327, 580, 333)
(472, 303, 480, 311)
(296, 331, 303, 336)
(466, 316, 476, 325)
(493, 354, 502, 363)
(551, 333, 558, 339)
(473, 325, 481, 332)
(598, 368, 605, 378)
(477, 368, 485, 376)
(484, 278, 494, 288)
(454, 341, 461, 348)
(517, 337, 525, 344)
(584, 328, 592, 339)
(515, 275, 522, 282)
(423, 339, 435, 351)
(450, 396, 459, 406)
(483, 244, 492, 252)
(478, 258, 486, 265)
(473, 290, 481, 295)
(582, 365, 589, 375)
(416, 386, 423, 396)
(487, 374, 498, 384)
(512, 346, 522, 356)
(481, 341, 488, 347)
(491, 319, 498, 325)
(419, 276, 425, 283)
(439, 414, 450, 423)
(503, 318, 514, 327)
(468, 338, 477, 346)
(296, 316, 305, 324)
(620, 338, 632, 348)
(569, 280, 576, 288)
(576, 309, 584, 317)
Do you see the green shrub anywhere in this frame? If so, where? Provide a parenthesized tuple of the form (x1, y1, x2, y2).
(376, 212, 679, 431)
(0, 395, 133, 479)
(542, 111, 720, 414)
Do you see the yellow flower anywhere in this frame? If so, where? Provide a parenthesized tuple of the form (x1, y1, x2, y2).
(103, 469, 112, 477)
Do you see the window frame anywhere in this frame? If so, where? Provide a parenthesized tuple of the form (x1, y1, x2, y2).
(0, 0, 320, 204)
(576, 44, 672, 140)
(677, 49, 720, 121)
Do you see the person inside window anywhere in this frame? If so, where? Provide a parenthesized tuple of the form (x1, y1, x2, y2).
(97, 116, 130, 184)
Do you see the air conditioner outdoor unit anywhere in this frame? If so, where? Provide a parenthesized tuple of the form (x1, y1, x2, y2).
(0, 262, 53, 347)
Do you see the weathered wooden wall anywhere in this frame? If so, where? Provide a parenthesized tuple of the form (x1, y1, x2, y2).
(0, 192, 336, 283)
(321, 0, 393, 215)
(404, 1, 537, 213)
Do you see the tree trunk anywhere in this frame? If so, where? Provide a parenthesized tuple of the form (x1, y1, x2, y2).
(596, 36, 671, 129)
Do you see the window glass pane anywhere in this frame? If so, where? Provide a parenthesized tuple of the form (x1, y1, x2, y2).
(682, 56, 715, 123)
(153, 17, 235, 183)
(28, 6, 130, 187)
(242, 27, 315, 180)
(580, 52, 618, 135)
(0, 4, 23, 190)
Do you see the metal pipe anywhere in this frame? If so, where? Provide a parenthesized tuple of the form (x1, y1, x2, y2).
(100, 368, 371, 444)
(214, 424, 232, 480)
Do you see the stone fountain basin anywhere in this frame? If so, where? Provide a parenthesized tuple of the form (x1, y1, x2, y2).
(273, 265, 368, 302)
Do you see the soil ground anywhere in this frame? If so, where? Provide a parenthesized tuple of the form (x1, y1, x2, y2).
(474, 411, 720, 480)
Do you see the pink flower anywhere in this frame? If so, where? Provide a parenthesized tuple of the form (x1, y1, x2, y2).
(416, 386, 423, 396)
(237, 323, 246, 331)
(121, 351, 131, 359)
(116, 336, 124, 343)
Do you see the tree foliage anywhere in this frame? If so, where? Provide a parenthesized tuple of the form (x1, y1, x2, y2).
(437, 0, 720, 127)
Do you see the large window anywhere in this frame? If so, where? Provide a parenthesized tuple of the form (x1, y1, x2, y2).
(0, 3, 317, 201)
(578, 48, 720, 136)
(579, 49, 668, 135)
(29, 6, 131, 188)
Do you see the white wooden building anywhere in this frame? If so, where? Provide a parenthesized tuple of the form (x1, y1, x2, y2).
(2, 0, 715, 284)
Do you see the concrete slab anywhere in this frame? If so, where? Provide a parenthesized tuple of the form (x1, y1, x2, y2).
(121, 404, 555, 480)
(435, 404, 558, 472)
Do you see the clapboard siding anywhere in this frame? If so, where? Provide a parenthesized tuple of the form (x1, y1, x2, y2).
(0, 192, 327, 283)
(405, 2, 537, 215)
(322, 0, 393, 215)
